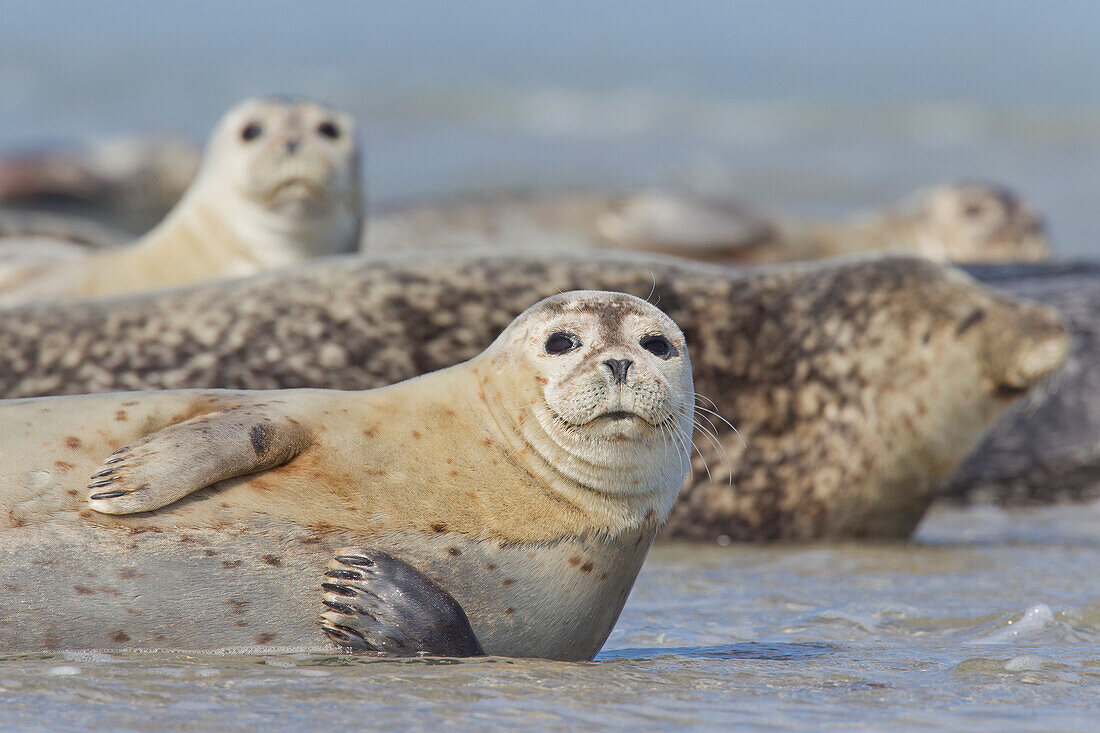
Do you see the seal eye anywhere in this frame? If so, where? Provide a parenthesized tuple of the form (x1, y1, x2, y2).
(545, 332, 579, 355)
(241, 123, 263, 142)
(317, 121, 341, 140)
(641, 335, 674, 358)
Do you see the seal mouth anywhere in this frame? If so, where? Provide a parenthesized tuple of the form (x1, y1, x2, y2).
(549, 407, 656, 432)
(596, 411, 638, 422)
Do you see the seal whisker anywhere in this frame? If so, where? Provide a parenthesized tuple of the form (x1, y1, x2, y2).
(694, 403, 747, 449)
(693, 411, 734, 486)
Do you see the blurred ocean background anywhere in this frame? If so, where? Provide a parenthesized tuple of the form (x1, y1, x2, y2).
(1, 0, 1098, 255)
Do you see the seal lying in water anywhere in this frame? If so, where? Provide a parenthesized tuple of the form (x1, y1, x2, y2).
(0, 290, 692, 658)
(0, 98, 363, 304)
(0, 251, 1067, 541)
(943, 262, 1100, 506)
(366, 183, 1049, 264)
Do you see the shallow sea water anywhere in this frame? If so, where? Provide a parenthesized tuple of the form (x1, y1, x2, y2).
(2, 501, 1096, 731)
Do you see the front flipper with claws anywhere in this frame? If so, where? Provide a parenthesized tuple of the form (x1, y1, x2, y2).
(320, 549, 485, 658)
(87, 407, 312, 514)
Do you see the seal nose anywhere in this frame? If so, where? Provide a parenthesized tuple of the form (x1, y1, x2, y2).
(285, 138, 301, 153)
(603, 358, 632, 385)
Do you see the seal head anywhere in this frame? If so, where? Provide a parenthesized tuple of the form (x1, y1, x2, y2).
(904, 183, 1049, 262)
(189, 97, 363, 257)
(478, 290, 694, 533)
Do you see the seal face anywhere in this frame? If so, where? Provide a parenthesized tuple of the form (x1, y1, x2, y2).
(0, 97, 363, 304)
(0, 290, 692, 659)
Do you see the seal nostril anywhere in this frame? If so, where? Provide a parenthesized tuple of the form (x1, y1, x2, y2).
(603, 358, 632, 384)
(285, 139, 300, 153)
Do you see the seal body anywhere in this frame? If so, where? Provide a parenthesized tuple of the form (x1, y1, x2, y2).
(0, 99, 362, 305)
(944, 262, 1100, 505)
(365, 183, 1048, 264)
(0, 291, 692, 657)
(0, 251, 1067, 540)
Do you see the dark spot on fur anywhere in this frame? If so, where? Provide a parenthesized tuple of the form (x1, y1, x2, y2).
(234, 621, 249, 627)
(580, 561, 594, 573)
(430, 522, 446, 533)
(179, 535, 196, 543)
(110, 630, 130, 643)
(114, 410, 128, 422)
(485, 563, 497, 571)
(43, 632, 60, 649)
(122, 401, 138, 407)
(482, 438, 493, 448)
(600, 573, 609, 580)
(262, 555, 282, 567)
(254, 633, 277, 644)
(249, 423, 274, 457)
(502, 578, 515, 587)
(55, 461, 74, 472)
(504, 607, 515, 615)
(8, 512, 24, 528)
(411, 430, 422, 439)
(203, 549, 218, 557)
(65, 436, 82, 449)
(66, 489, 78, 497)
(73, 585, 93, 595)
(447, 547, 461, 556)
(448, 469, 459, 477)
(227, 598, 250, 614)
(568, 556, 582, 567)
(362, 425, 379, 438)
(1, 583, 19, 592)
(222, 560, 243, 569)
(118, 568, 138, 579)
(956, 308, 987, 336)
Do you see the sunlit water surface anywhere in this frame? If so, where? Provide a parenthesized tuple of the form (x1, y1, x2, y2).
(1, 502, 1097, 731)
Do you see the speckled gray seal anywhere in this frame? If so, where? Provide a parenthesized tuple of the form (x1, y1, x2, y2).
(0, 290, 692, 657)
(942, 262, 1100, 505)
(366, 183, 1049, 264)
(0, 250, 1068, 540)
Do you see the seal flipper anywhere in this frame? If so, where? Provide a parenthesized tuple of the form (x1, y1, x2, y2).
(320, 549, 485, 657)
(87, 406, 312, 514)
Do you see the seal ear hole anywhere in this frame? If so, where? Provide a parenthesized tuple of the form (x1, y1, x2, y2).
(317, 121, 341, 140)
(545, 332, 580, 355)
(240, 122, 263, 142)
(641, 334, 675, 358)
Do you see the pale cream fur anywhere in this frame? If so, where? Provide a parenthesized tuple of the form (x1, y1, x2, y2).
(0, 98, 362, 304)
(0, 291, 692, 545)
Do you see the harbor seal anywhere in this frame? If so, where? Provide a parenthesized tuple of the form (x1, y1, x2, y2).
(0, 98, 363, 305)
(0, 290, 692, 658)
(942, 262, 1100, 505)
(365, 183, 1049, 264)
(0, 250, 1067, 541)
